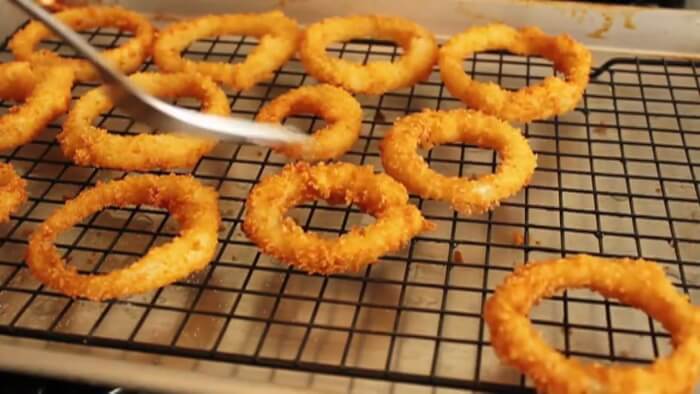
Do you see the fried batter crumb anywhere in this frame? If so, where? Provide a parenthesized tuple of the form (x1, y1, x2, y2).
(513, 231, 525, 246)
(593, 122, 608, 135)
(374, 110, 387, 123)
(453, 249, 464, 264)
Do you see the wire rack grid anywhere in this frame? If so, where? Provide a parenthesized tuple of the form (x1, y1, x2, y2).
(0, 23, 699, 394)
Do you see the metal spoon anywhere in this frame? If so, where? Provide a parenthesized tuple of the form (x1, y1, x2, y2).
(10, 0, 311, 147)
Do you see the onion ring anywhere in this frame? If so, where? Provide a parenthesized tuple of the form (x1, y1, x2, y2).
(59, 72, 229, 171)
(243, 162, 433, 274)
(439, 24, 592, 122)
(26, 174, 220, 301)
(9, 6, 156, 82)
(153, 11, 301, 91)
(484, 254, 700, 394)
(0, 62, 74, 151)
(380, 109, 536, 215)
(256, 84, 362, 162)
(0, 163, 28, 223)
(299, 15, 438, 95)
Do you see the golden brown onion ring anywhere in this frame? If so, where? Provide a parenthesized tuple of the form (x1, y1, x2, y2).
(439, 24, 592, 122)
(154, 11, 301, 91)
(299, 15, 438, 95)
(256, 84, 362, 162)
(485, 255, 700, 394)
(243, 162, 433, 274)
(9, 6, 155, 82)
(59, 72, 229, 171)
(0, 163, 28, 223)
(0, 62, 74, 151)
(380, 109, 536, 215)
(26, 174, 220, 301)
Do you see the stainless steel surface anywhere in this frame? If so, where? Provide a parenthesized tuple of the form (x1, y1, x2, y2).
(9, 0, 310, 148)
(0, 1, 698, 393)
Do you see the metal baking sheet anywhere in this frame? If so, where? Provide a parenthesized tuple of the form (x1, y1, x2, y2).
(0, 1, 698, 393)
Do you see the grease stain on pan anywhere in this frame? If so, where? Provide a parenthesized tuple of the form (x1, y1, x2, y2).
(151, 12, 183, 23)
(278, 0, 312, 7)
(623, 12, 637, 30)
(516, 0, 640, 39)
(455, 2, 500, 23)
(588, 13, 614, 39)
(587, 10, 638, 39)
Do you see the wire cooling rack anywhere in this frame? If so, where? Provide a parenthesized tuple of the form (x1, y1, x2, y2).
(0, 25, 699, 393)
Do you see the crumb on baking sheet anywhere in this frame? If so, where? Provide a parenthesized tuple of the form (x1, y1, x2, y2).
(512, 231, 525, 246)
(374, 110, 386, 123)
(593, 122, 608, 135)
(453, 249, 464, 264)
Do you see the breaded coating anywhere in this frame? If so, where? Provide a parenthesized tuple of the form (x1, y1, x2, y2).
(299, 15, 438, 95)
(0, 62, 74, 151)
(154, 11, 301, 91)
(10, 6, 155, 82)
(243, 162, 433, 274)
(439, 24, 592, 122)
(257, 84, 363, 162)
(59, 72, 229, 171)
(26, 174, 220, 301)
(485, 255, 700, 394)
(381, 109, 537, 216)
(0, 163, 27, 223)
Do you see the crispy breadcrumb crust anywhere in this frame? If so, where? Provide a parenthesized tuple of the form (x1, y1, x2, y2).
(439, 24, 591, 122)
(299, 15, 438, 95)
(154, 11, 301, 91)
(0, 163, 27, 224)
(243, 162, 433, 274)
(9, 6, 155, 82)
(380, 109, 536, 215)
(485, 255, 700, 394)
(59, 72, 229, 171)
(256, 84, 362, 162)
(26, 174, 220, 301)
(0, 62, 74, 151)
